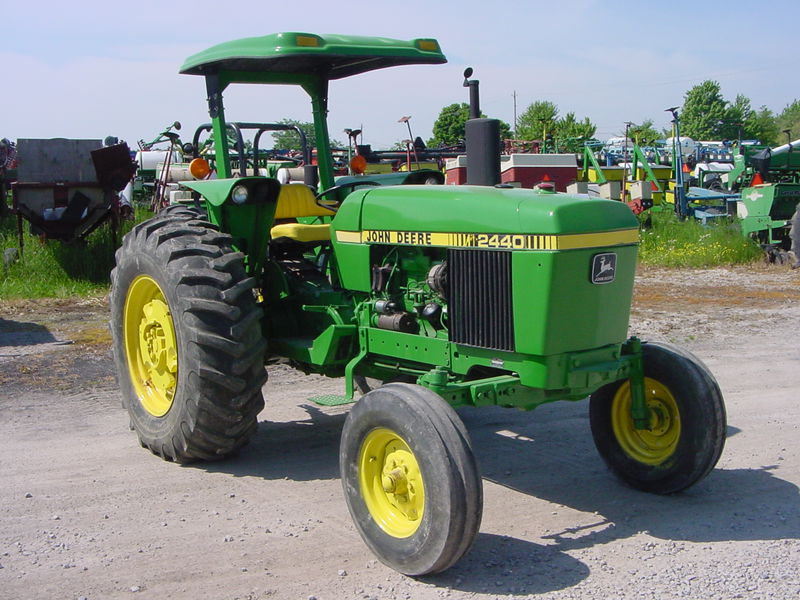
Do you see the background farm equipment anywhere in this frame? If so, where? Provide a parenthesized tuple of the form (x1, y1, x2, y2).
(11, 138, 135, 250)
(0, 138, 17, 217)
(132, 121, 322, 210)
(132, 122, 187, 210)
(729, 138, 800, 264)
(446, 152, 578, 190)
(579, 128, 740, 223)
(110, 32, 727, 576)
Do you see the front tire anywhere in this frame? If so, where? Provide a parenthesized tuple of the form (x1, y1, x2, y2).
(590, 342, 726, 494)
(340, 383, 482, 575)
(110, 207, 267, 462)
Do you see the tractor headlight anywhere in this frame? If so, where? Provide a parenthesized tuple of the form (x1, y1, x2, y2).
(231, 185, 249, 205)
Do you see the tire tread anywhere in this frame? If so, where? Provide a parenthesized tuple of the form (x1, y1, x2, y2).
(111, 206, 266, 463)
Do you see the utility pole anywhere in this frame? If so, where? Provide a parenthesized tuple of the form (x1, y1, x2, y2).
(512, 91, 518, 138)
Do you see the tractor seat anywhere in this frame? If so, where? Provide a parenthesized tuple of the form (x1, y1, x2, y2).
(270, 183, 334, 243)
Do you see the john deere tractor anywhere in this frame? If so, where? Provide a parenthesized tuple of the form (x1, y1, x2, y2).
(110, 33, 726, 576)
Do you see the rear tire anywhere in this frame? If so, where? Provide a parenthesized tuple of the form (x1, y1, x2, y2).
(340, 383, 482, 575)
(590, 342, 726, 494)
(110, 207, 267, 462)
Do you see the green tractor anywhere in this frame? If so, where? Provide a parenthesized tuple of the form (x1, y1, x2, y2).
(110, 32, 726, 576)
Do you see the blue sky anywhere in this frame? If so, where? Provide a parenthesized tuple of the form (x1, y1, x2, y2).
(2, 0, 797, 149)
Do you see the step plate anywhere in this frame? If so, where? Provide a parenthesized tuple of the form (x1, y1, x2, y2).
(309, 394, 356, 407)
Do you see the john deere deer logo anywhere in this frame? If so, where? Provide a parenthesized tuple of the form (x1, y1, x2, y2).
(591, 253, 617, 284)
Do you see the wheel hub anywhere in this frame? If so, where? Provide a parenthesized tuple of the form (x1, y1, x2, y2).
(648, 400, 673, 436)
(123, 276, 178, 417)
(138, 299, 178, 395)
(359, 428, 425, 537)
(612, 378, 681, 465)
(380, 447, 420, 519)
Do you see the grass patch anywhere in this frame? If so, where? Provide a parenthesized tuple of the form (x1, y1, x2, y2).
(638, 210, 763, 267)
(0, 196, 767, 300)
(0, 208, 148, 299)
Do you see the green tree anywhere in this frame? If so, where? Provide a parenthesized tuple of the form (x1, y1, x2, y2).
(558, 112, 595, 139)
(271, 119, 314, 151)
(556, 112, 597, 153)
(721, 94, 752, 140)
(720, 94, 777, 145)
(680, 83, 779, 144)
(497, 120, 513, 140)
(515, 101, 596, 152)
(776, 99, 800, 143)
(680, 80, 728, 140)
(271, 118, 343, 151)
(428, 103, 512, 147)
(626, 119, 660, 145)
(428, 103, 470, 146)
(748, 106, 779, 146)
(516, 101, 559, 141)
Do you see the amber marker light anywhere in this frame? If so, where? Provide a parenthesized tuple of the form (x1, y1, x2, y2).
(189, 157, 211, 179)
(416, 40, 439, 52)
(296, 35, 320, 47)
(350, 155, 367, 175)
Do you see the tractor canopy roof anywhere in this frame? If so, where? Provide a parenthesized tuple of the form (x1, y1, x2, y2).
(180, 32, 446, 81)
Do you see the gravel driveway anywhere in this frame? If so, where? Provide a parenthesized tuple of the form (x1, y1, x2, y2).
(1, 265, 799, 600)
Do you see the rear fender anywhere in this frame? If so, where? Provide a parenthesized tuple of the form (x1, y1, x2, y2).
(181, 176, 281, 277)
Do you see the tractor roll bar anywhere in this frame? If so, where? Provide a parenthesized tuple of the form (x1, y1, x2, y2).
(191, 122, 310, 177)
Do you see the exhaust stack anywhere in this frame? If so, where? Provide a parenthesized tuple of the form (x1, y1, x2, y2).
(463, 67, 501, 186)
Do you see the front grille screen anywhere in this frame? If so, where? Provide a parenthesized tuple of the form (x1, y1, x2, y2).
(448, 249, 515, 351)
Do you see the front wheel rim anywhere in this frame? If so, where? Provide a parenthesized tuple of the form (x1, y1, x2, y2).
(611, 377, 681, 465)
(123, 275, 178, 417)
(358, 427, 425, 538)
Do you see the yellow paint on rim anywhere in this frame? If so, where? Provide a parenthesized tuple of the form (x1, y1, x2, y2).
(123, 275, 178, 417)
(611, 377, 681, 465)
(358, 427, 425, 538)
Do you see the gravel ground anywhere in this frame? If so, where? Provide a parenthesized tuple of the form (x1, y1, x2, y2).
(1, 265, 799, 600)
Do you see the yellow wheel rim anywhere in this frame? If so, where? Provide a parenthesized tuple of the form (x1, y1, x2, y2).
(611, 377, 681, 465)
(123, 275, 178, 417)
(358, 427, 425, 538)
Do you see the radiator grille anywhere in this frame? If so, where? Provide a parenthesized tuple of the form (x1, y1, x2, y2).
(449, 249, 515, 351)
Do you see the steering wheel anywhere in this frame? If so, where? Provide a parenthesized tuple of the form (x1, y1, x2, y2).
(315, 180, 381, 212)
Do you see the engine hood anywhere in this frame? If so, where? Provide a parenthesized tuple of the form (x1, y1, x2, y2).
(332, 185, 639, 250)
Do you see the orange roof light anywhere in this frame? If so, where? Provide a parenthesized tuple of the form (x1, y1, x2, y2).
(189, 157, 212, 179)
(350, 155, 367, 175)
